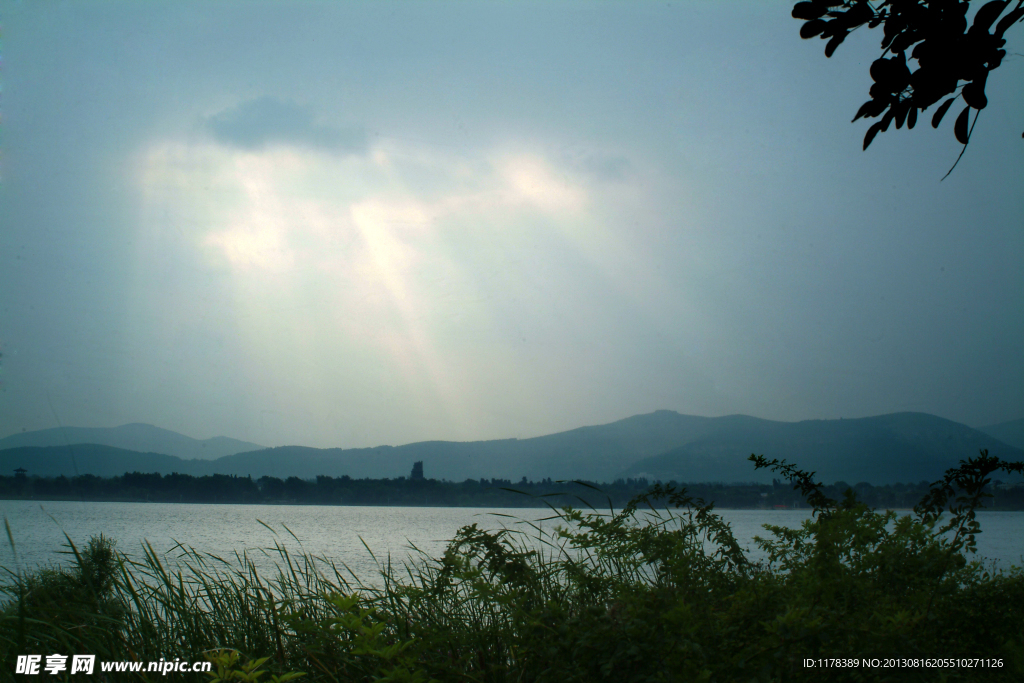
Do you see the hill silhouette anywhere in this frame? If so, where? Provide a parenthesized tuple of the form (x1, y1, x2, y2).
(2, 411, 1021, 485)
(977, 418, 1024, 451)
(0, 423, 263, 461)
(618, 413, 1024, 485)
(209, 410, 727, 482)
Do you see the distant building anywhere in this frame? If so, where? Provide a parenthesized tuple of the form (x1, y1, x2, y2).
(14, 467, 27, 480)
(410, 461, 424, 481)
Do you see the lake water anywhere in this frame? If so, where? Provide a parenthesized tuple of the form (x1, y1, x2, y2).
(2, 501, 1022, 585)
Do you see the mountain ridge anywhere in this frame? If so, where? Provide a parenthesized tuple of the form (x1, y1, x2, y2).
(3, 411, 1022, 485)
(976, 418, 1024, 450)
(618, 411, 1023, 484)
(0, 423, 264, 461)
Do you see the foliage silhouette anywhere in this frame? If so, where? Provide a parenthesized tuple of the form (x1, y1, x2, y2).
(793, 0, 1024, 176)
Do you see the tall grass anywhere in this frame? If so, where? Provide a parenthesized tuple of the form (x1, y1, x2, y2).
(2, 452, 1024, 682)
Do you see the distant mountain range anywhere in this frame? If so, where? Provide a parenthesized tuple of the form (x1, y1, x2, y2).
(0, 423, 263, 461)
(2, 411, 1022, 486)
(977, 418, 1024, 450)
(619, 413, 1023, 485)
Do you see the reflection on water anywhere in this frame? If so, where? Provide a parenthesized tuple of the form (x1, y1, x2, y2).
(1, 501, 1021, 584)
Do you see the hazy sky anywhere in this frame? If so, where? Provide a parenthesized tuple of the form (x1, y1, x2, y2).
(2, 1, 1022, 448)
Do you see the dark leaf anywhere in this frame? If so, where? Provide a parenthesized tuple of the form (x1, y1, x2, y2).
(792, 2, 827, 20)
(869, 57, 888, 83)
(995, 7, 1024, 37)
(895, 103, 908, 129)
(853, 101, 873, 122)
(889, 31, 918, 56)
(907, 106, 918, 130)
(931, 98, 956, 128)
(824, 32, 846, 58)
(863, 121, 884, 150)
(910, 66, 945, 106)
(954, 106, 971, 144)
(948, 12, 968, 37)
(800, 19, 827, 39)
(842, 1, 875, 28)
(973, 1, 1009, 33)
(869, 82, 888, 100)
(962, 81, 988, 110)
(889, 60, 912, 92)
(880, 110, 894, 132)
(852, 99, 886, 122)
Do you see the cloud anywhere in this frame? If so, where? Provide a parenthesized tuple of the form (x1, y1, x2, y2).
(205, 97, 367, 154)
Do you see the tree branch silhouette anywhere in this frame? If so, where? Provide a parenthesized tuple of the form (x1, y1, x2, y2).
(793, 0, 1024, 176)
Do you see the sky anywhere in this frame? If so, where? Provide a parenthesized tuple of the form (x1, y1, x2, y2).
(1, 1, 1022, 449)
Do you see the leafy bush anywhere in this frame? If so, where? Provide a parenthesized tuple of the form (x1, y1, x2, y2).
(1, 533, 124, 669)
(2, 451, 1022, 681)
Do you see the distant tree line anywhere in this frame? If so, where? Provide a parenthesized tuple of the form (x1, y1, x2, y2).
(2, 470, 1022, 509)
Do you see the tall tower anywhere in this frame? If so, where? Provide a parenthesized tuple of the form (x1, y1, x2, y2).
(410, 461, 424, 481)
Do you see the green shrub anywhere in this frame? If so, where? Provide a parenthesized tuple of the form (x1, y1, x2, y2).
(1, 451, 1022, 682)
(1, 534, 124, 671)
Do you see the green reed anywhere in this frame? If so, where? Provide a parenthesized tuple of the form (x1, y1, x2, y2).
(2, 452, 1023, 682)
